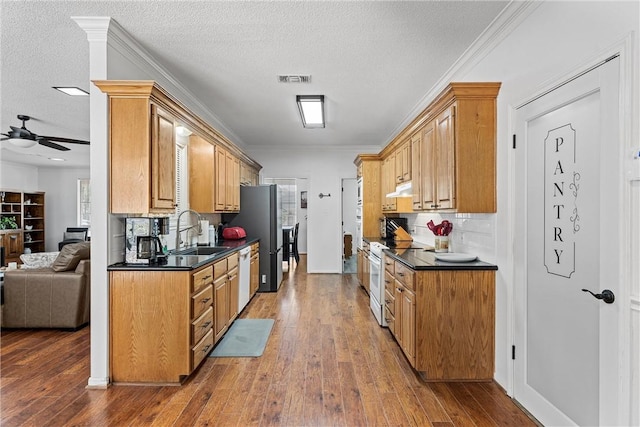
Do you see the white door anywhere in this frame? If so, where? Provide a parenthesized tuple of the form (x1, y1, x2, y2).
(514, 57, 621, 426)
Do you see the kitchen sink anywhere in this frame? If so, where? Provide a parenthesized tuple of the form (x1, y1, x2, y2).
(177, 246, 231, 256)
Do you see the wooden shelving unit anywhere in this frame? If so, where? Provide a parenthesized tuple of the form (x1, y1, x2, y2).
(23, 192, 46, 254)
(0, 190, 46, 266)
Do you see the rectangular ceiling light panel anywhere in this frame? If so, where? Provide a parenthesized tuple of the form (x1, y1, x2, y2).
(297, 95, 325, 128)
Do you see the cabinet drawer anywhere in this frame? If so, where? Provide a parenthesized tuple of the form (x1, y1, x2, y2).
(384, 306, 395, 335)
(213, 258, 228, 280)
(394, 262, 414, 291)
(384, 270, 395, 295)
(384, 256, 395, 275)
(192, 328, 214, 370)
(384, 288, 395, 316)
(251, 243, 259, 255)
(192, 306, 214, 345)
(192, 265, 213, 293)
(191, 285, 213, 319)
(227, 252, 239, 270)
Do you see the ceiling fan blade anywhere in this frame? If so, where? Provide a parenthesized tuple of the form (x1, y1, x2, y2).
(38, 139, 70, 151)
(39, 135, 89, 145)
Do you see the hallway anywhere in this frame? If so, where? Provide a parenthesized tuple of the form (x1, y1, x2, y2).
(1, 256, 537, 426)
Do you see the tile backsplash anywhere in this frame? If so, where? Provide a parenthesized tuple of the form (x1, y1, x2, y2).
(404, 212, 497, 263)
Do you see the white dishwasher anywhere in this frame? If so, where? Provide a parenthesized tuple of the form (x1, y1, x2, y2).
(238, 246, 251, 312)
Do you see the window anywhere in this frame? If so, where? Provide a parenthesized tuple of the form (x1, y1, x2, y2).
(263, 178, 297, 227)
(171, 131, 190, 227)
(77, 179, 91, 226)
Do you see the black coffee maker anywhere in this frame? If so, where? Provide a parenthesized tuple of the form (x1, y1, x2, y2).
(125, 217, 169, 264)
(136, 236, 164, 262)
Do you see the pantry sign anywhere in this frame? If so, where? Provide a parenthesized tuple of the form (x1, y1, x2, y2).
(544, 124, 580, 278)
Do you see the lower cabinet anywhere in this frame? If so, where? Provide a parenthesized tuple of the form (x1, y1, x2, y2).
(213, 252, 239, 342)
(110, 264, 214, 384)
(109, 250, 244, 385)
(386, 259, 495, 381)
(249, 243, 260, 296)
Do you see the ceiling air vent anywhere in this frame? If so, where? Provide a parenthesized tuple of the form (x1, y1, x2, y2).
(277, 75, 311, 83)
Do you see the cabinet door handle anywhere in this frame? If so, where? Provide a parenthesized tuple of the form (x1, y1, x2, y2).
(397, 272, 404, 277)
(201, 297, 211, 304)
(397, 288, 403, 292)
(202, 344, 212, 353)
(201, 321, 212, 329)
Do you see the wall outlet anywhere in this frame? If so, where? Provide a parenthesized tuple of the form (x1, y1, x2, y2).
(262, 274, 266, 284)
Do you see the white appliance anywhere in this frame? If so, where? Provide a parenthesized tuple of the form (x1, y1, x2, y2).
(238, 246, 251, 312)
(369, 241, 388, 326)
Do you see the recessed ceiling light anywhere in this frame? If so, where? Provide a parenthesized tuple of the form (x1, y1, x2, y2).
(48, 157, 66, 162)
(53, 86, 89, 96)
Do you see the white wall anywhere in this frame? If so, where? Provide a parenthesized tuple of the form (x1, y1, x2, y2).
(38, 167, 90, 252)
(0, 161, 39, 190)
(249, 146, 379, 273)
(435, 1, 639, 422)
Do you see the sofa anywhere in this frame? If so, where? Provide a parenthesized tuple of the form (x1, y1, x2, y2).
(2, 241, 90, 329)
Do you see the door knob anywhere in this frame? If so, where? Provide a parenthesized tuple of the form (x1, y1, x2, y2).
(581, 288, 615, 304)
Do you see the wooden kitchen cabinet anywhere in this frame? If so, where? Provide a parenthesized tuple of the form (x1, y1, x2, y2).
(395, 140, 411, 185)
(240, 161, 258, 186)
(386, 258, 495, 381)
(95, 80, 261, 215)
(418, 83, 499, 212)
(213, 252, 239, 341)
(353, 155, 382, 239)
(381, 150, 413, 213)
(214, 146, 240, 212)
(151, 104, 177, 210)
(188, 134, 215, 212)
(422, 105, 455, 210)
(250, 243, 260, 296)
(110, 264, 214, 384)
(94, 81, 178, 214)
(389, 260, 416, 367)
(363, 82, 500, 214)
(411, 131, 423, 210)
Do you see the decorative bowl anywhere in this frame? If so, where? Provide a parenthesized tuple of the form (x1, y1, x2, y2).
(25, 225, 33, 230)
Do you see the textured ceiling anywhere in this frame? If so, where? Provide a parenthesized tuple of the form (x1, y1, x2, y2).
(0, 1, 509, 168)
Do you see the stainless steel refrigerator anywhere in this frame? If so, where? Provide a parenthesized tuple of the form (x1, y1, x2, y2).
(223, 185, 283, 292)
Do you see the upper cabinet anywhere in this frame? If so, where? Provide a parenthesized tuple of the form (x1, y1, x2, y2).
(151, 105, 177, 211)
(188, 134, 215, 213)
(367, 82, 500, 214)
(95, 80, 261, 214)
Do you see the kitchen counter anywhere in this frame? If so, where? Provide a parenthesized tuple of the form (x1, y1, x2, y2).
(107, 238, 259, 271)
(363, 236, 497, 271)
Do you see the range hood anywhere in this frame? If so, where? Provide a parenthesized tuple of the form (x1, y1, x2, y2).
(386, 181, 412, 198)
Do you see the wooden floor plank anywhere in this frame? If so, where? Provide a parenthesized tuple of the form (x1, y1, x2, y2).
(0, 256, 536, 427)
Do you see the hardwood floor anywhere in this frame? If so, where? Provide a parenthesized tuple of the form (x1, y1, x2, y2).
(1, 256, 537, 426)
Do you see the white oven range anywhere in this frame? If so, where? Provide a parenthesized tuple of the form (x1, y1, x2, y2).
(368, 241, 388, 326)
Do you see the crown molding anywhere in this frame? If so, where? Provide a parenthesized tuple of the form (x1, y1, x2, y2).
(73, 16, 246, 150)
(385, 1, 541, 146)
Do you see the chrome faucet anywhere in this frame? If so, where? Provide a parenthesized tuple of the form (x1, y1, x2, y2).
(175, 209, 203, 252)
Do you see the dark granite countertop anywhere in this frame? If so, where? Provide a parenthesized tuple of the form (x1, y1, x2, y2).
(107, 238, 259, 271)
(363, 236, 497, 271)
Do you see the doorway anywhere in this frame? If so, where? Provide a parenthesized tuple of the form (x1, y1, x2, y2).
(513, 56, 622, 426)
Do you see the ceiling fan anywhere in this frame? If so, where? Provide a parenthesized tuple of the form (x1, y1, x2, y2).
(1, 114, 89, 151)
